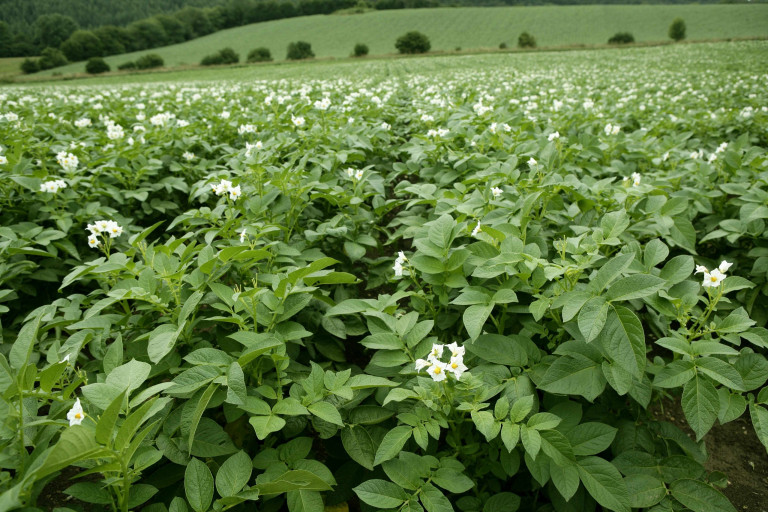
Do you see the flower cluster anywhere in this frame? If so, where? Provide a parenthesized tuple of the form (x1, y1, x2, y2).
(604, 123, 621, 136)
(393, 251, 407, 277)
(415, 342, 468, 381)
(56, 151, 78, 172)
(40, 179, 67, 193)
(548, 131, 560, 141)
(346, 168, 364, 180)
(245, 141, 263, 157)
(183, 151, 195, 161)
(74, 118, 91, 128)
(427, 128, 449, 138)
(314, 97, 331, 110)
(238, 124, 257, 135)
(695, 260, 732, 288)
(106, 122, 124, 140)
(623, 172, 641, 187)
(86, 220, 123, 248)
(211, 179, 242, 200)
(292, 115, 305, 127)
(491, 186, 503, 198)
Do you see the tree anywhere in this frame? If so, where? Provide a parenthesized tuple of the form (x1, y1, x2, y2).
(518, 32, 536, 48)
(286, 41, 315, 60)
(395, 31, 430, 54)
(20, 58, 39, 74)
(0, 22, 13, 57)
(154, 15, 186, 44)
(61, 30, 104, 62)
(135, 54, 165, 69)
(353, 43, 369, 57)
(34, 14, 78, 50)
(38, 47, 68, 70)
(247, 47, 273, 63)
(128, 19, 168, 51)
(93, 26, 129, 56)
(174, 7, 213, 39)
(85, 57, 110, 74)
(669, 18, 686, 42)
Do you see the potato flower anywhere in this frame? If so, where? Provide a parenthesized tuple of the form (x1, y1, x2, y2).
(67, 398, 85, 426)
(415, 342, 469, 381)
(393, 251, 407, 277)
(40, 179, 67, 193)
(695, 260, 732, 288)
(471, 221, 482, 237)
(183, 152, 195, 161)
(548, 131, 560, 141)
(56, 151, 78, 172)
(491, 186, 503, 198)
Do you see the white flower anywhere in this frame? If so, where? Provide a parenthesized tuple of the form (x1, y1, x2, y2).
(106, 123, 124, 140)
(381, 122, 391, 130)
(238, 124, 257, 135)
(471, 221, 481, 237)
(239, 229, 247, 243)
(604, 123, 620, 136)
(220, 111, 230, 120)
(40, 179, 67, 193)
(415, 359, 430, 372)
(528, 157, 537, 167)
(292, 115, 305, 127)
(56, 151, 78, 172)
(703, 268, 726, 288)
(718, 260, 733, 273)
(420, 113, 434, 123)
(67, 398, 85, 426)
(429, 343, 444, 359)
(88, 235, 99, 248)
(491, 186, 503, 198)
(448, 356, 468, 379)
(74, 118, 91, 128)
(548, 131, 560, 141)
(183, 151, 195, 161)
(314, 97, 331, 110)
(695, 265, 708, 275)
(631, 172, 641, 186)
(150, 112, 173, 126)
(396, 251, 406, 264)
(446, 342, 465, 359)
(229, 185, 242, 201)
(427, 360, 448, 382)
(0, 155, 6, 165)
(106, 221, 123, 238)
(60, 354, 71, 364)
(489, 122, 498, 134)
(346, 168, 355, 178)
(715, 142, 728, 154)
(393, 261, 404, 277)
(245, 141, 262, 157)
(211, 179, 233, 196)
(355, 170, 364, 180)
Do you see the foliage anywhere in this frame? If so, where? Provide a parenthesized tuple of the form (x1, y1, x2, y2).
(135, 53, 165, 69)
(85, 56, 110, 74)
(201, 47, 240, 66)
(395, 30, 431, 54)
(353, 42, 369, 57)
(287, 41, 315, 60)
(499, 41, 507, 49)
(669, 17, 686, 41)
(247, 47, 273, 63)
(33, 13, 78, 50)
(0, 41, 767, 512)
(117, 61, 137, 70)
(517, 31, 536, 48)
(60, 30, 104, 62)
(19, 57, 39, 74)
(37, 47, 68, 70)
(608, 32, 635, 44)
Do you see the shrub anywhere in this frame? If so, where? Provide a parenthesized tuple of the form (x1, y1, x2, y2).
(353, 43, 369, 57)
(517, 32, 536, 49)
(201, 48, 239, 66)
(60, 30, 104, 62)
(499, 42, 508, 49)
(20, 58, 39, 74)
(37, 47, 68, 70)
(117, 61, 137, 70)
(247, 47, 273, 63)
(669, 17, 686, 42)
(135, 54, 164, 69)
(395, 31, 430, 54)
(287, 41, 315, 60)
(85, 57, 110, 74)
(608, 32, 635, 45)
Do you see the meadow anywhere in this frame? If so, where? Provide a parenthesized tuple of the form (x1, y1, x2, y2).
(29, 4, 768, 77)
(1, 40, 767, 512)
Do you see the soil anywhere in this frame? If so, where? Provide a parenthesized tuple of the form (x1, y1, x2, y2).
(652, 398, 768, 512)
(36, 466, 103, 511)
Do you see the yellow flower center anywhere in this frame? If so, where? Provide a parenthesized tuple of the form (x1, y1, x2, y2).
(451, 362, 458, 369)
(433, 367, 441, 374)
(711, 276, 718, 282)
(75, 413, 82, 419)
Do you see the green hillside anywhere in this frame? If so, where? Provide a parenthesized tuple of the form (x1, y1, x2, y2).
(36, 4, 768, 76)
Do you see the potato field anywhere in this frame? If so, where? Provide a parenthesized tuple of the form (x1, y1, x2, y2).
(1, 41, 768, 512)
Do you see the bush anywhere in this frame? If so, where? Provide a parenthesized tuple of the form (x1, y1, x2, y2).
(669, 17, 686, 42)
(395, 31, 430, 54)
(287, 41, 315, 60)
(85, 57, 110, 74)
(135, 54, 164, 69)
(247, 47, 273, 63)
(499, 42, 508, 49)
(517, 32, 536, 49)
(37, 47, 68, 70)
(117, 61, 137, 70)
(61, 30, 104, 62)
(353, 43, 369, 57)
(20, 58, 39, 74)
(608, 32, 635, 45)
(201, 48, 239, 66)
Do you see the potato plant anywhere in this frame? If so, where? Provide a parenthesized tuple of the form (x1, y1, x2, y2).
(1, 41, 767, 512)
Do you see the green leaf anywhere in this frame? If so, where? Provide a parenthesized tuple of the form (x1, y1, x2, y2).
(527, 412, 561, 431)
(520, 425, 541, 459)
(249, 414, 286, 440)
(472, 410, 500, 441)
(625, 474, 666, 508)
(466, 334, 528, 367)
(428, 214, 456, 249)
(226, 362, 247, 405)
(147, 323, 183, 364)
(509, 395, 534, 423)
(695, 357, 744, 391)
(568, 422, 617, 456)
(483, 493, 521, 512)
(216, 451, 252, 498)
(419, 482, 452, 512)
(95, 389, 127, 445)
(185, 458, 214, 512)
(411, 255, 445, 274)
(464, 304, 494, 341)
(9, 307, 48, 370)
(256, 470, 333, 495)
(670, 479, 736, 512)
(597, 306, 645, 379)
(654, 360, 696, 388)
(578, 297, 609, 343)
(432, 468, 474, 494)
(105, 359, 151, 395)
(681, 374, 719, 440)
(353, 479, 408, 508)
(592, 253, 633, 293)
(550, 462, 579, 501)
(539, 356, 606, 401)
(373, 425, 412, 466)
(659, 255, 694, 284)
(750, 404, 768, 453)
(287, 490, 324, 512)
(64, 482, 112, 504)
(341, 427, 375, 470)
(606, 274, 665, 302)
(501, 422, 520, 452)
(577, 456, 630, 512)
(308, 401, 343, 426)
(272, 397, 309, 416)
(540, 430, 575, 466)
(717, 389, 746, 424)
(35, 426, 108, 480)
(347, 374, 398, 389)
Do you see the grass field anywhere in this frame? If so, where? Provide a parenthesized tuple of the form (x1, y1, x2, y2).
(31, 4, 768, 77)
(0, 57, 29, 80)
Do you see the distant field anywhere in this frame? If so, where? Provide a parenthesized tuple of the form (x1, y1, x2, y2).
(32, 4, 768, 77)
(0, 57, 28, 80)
